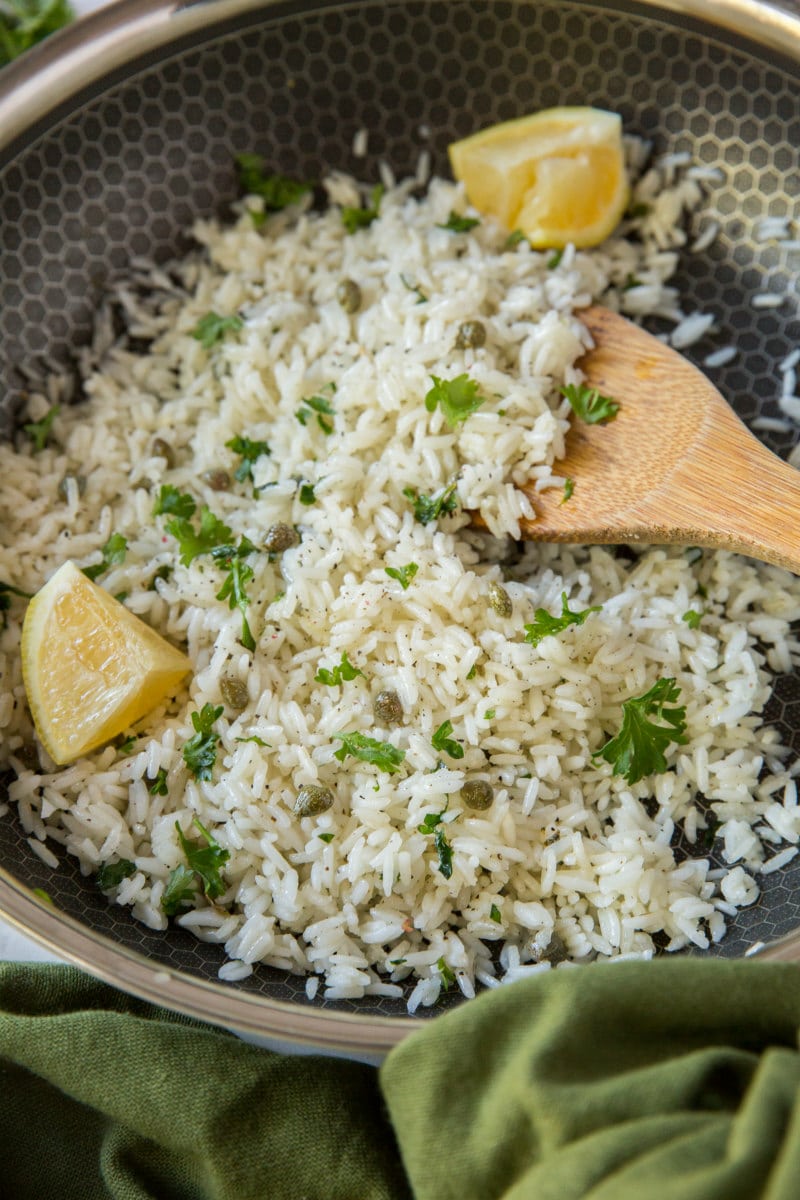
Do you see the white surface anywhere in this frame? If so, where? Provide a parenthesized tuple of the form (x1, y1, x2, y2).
(0, 918, 63, 963)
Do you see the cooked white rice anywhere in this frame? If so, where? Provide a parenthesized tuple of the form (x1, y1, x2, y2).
(2, 159, 800, 1010)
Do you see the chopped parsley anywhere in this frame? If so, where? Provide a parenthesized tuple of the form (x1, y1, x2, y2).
(400, 274, 428, 303)
(594, 677, 688, 786)
(235, 735, 271, 747)
(315, 651, 365, 686)
(623, 273, 643, 291)
(161, 864, 197, 916)
(96, 859, 136, 890)
(523, 592, 602, 647)
(682, 609, 703, 630)
(295, 391, 335, 434)
(341, 183, 383, 234)
(0, 580, 32, 628)
(299, 482, 316, 506)
(153, 485, 196, 519)
(332, 731, 405, 774)
(318, 832, 335, 843)
(212, 536, 258, 651)
(561, 383, 620, 424)
(235, 153, 312, 213)
(418, 810, 445, 834)
(191, 312, 243, 349)
(561, 477, 575, 504)
(489, 903, 502, 923)
(148, 565, 173, 591)
(403, 479, 459, 525)
(32, 887, 53, 904)
(175, 816, 230, 901)
(165, 507, 234, 566)
(148, 767, 169, 796)
(437, 957, 456, 987)
(434, 826, 454, 878)
(82, 532, 128, 581)
(431, 719, 464, 760)
(437, 211, 480, 233)
(115, 734, 138, 756)
(465, 661, 478, 681)
(627, 201, 651, 219)
(23, 404, 59, 451)
(547, 249, 564, 269)
(504, 229, 527, 249)
(425, 374, 486, 428)
(182, 703, 224, 780)
(0, 0, 74, 66)
(226, 435, 271, 483)
(484, 709, 496, 720)
(385, 562, 418, 590)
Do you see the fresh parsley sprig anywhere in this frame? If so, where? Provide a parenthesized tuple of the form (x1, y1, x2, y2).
(235, 154, 312, 214)
(561, 383, 620, 424)
(425, 374, 486, 428)
(431, 719, 464, 760)
(437, 211, 480, 233)
(333, 731, 405, 774)
(153, 485, 196, 519)
(191, 312, 243, 349)
(341, 184, 383, 234)
(212, 536, 258, 651)
(182, 703, 224, 780)
(165, 508, 234, 566)
(96, 859, 136, 891)
(82, 533, 128, 582)
(315, 651, 365, 687)
(226, 435, 271, 483)
(295, 392, 335, 434)
(417, 809, 454, 879)
(0, 0, 74, 66)
(385, 563, 418, 590)
(403, 479, 459, 525)
(161, 817, 231, 915)
(594, 677, 689, 785)
(23, 404, 59, 452)
(523, 592, 601, 647)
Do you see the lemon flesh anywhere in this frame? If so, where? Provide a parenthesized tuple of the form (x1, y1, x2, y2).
(21, 560, 191, 765)
(448, 106, 628, 249)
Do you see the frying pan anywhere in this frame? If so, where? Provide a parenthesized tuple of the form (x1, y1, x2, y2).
(2, 0, 800, 1056)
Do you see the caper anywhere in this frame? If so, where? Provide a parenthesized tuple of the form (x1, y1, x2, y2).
(263, 522, 300, 554)
(57, 473, 86, 501)
(487, 581, 512, 618)
(336, 278, 362, 313)
(461, 779, 494, 811)
(201, 469, 230, 491)
(373, 689, 403, 725)
(220, 675, 249, 710)
(294, 784, 334, 818)
(454, 320, 486, 350)
(151, 437, 175, 467)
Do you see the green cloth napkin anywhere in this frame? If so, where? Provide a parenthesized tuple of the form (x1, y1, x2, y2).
(2, 960, 800, 1199)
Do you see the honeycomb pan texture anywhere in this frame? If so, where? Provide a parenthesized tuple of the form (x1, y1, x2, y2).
(1, 0, 800, 1019)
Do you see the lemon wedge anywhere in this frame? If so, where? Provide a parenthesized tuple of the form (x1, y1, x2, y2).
(448, 106, 628, 249)
(21, 560, 190, 764)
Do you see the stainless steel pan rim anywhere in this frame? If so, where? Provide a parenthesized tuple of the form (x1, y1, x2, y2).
(3, 0, 800, 1054)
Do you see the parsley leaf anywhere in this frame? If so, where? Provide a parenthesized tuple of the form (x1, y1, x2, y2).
(153, 485, 197, 519)
(318, 832, 335, 843)
(504, 229, 527, 249)
(417, 810, 445, 834)
(23, 404, 59, 451)
(191, 312, 243, 349)
(161, 863, 198, 916)
(175, 816, 230, 901)
(385, 562, 418, 590)
(489, 903, 502, 923)
(0, 0, 74, 66)
(148, 767, 169, 796)
(226, 435, 271, 483)
(212, 537, 258, 651)
(594, 677, 689, 785)
(437, 956, 456, 987)
(96, 859, 136, 890)
(341, 183, 383, 233)
(295, 392, 335, 434)
(333, 732, 405, 774)
(0, 580, 32, 628)
(299, 483, 316, 506)
(437, 211, 480, 233)
(315, 651, 365, 687)
(682, 609, 703, 630)
(115, 734, 138, 756)
(400, 274, 428, 303)
(182, 703, 224, 780)
(547, 249, 564, 269)
(166, 507, 234, 566)
(561, 478, 574, 504)
(561, 383, 620, 424)
(431, 719, 464, 760)
(82, 532, 128, 581)
(523, 592, 602, 647)
(425, 373, 486, 427)
(403, 479, 459, 525)
(235, 154, 312, 212)
(434, 826, 454, 878)
(235, 735, 271, 747)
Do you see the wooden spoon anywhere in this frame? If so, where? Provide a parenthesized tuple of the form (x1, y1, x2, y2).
(518, 305, 800, 574)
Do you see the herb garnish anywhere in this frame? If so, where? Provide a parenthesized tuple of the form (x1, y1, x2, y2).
(82, 533, 128, 581)
(182, 703, 224, 780)
(115, 734, 138, 756)
(489, 903, 502, 923)
(315, 651, 365, 687)
(0, 580, 32, 628)
(682, 609, 703, 630)
(547, 249, 564, 269)
(504, 230, 527, 249)
(1, 0, 74, 66)
(400, 274, 428, 303)
(425, 374, 486, 427)
(212, 536, 258, 651)
(403, 479, 459, 525)
(165, 507, 234, 566)
(417, 811, 454, 879)
(431, 719, 464, 760)
(162, 817, 230, 915)
(235, 735, 271, 747)
(437, 211, 480, 233)
(594, 677, 688, 785)
(191, 312, 243, 349)
(153, 486, 196, 519)
(437, 957, 456, 987)
(523, 592, 601, 647)
(332, 732, 405, 774)
(299, 483, 316, 506)
(385, 563, 418, 590)
(561, 383, 620, 424)
(148, 767, 169, 796)
(295, 391, 335, 434)
(341, 183, 383, 233)
(226, 435, 271, 483)
(96, 859, 136, 890)
(235, 153, 312, 213)
(23, 404, 59, 452)
(561, 478, 574, 504)
(318, 832, 335, 843)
